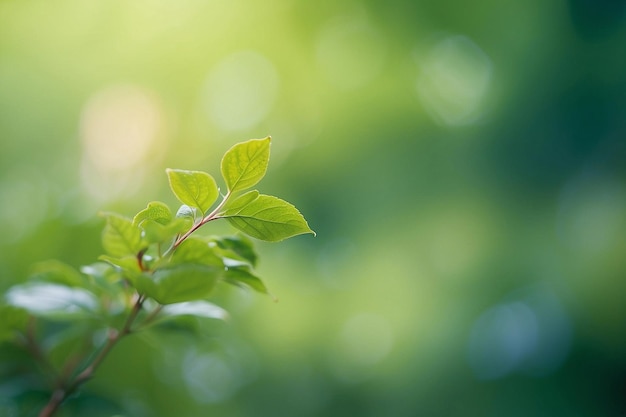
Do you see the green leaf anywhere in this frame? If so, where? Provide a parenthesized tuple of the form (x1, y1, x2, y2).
(221, 137, 271, 193)
(141, 218, 191, 244)
(133, 201, 173, 227)
(214, 235, 258, 267)
(125, 272, 159, 298)
(170, 237, 224, 267)
(30, 260, 85, 287)
(223, 266, 271, 297)
(220, 191, 315, 242)
(81, 262, 121, 285)
(145, 264, 221, 305)
(5, 283, 99, 321)
(100, 213, 145, 257)
(159, 301, 228, 321)
(80, 262, 127, 300)
(223, 189, 260, 211)
(98, 255, 141, 277)
(166, 169, 219, 214)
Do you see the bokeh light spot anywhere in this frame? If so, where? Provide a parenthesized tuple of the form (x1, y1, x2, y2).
(316, 238, 357, 289)
(203, 50, 279, 132)
(416, 35, 493, 126)
(0, 174, 49, 244)
(79, 84, 165, 202)
(557, 173, 626, 256)
(182, 349, 237, 404)
(316, 13, 386, 90)
(339, 313, 393, 367)
(468, 286, 571, 380)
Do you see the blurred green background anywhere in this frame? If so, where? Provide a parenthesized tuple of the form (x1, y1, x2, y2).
(1, 0, 626, 416)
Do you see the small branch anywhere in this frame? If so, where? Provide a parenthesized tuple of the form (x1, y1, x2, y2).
(167, 191, 231, 254)
(38, 389, 66, 417)
(137, 304, 163, 330)
(73, 295, 144, 385)
(38, 295, 145, 417)
(20, 318, 59, 383)
(137, 250, 146, 271)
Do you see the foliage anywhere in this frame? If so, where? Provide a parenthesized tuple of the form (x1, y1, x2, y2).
(0, 138, 314, 417)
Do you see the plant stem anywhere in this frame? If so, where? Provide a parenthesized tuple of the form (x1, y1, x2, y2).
(167, 191, 231, 254)
(136, 304, 163, 330)
(20, 318, 59, 383)
(38, 295, 145, 417)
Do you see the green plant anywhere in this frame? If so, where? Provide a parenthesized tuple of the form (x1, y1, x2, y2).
(0, 137, 314, 417)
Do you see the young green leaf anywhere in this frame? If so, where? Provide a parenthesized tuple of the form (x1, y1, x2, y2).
(220, 191, 315, 242)
(100, 213, 145, 258)
(80, 262, 127, 297)
(221, 137, 270, 193)
(98, 255, 142, 277)
(213, 235, 258, 267)
(223, 189, 260, 211)
(170, 237, 223, 267)
(176, 204, 200, 222)
(143, 301, 228, 334)
(133, 201, 172, 227)
(223, 266, 271, 296)
(30, 260, 85, 287)
(141, 218, 191, 245)
(166, 169, 219, 214)
(81, 262, 121, 285)
(147, 264, 221, 304)
(124, 272, 159, 299)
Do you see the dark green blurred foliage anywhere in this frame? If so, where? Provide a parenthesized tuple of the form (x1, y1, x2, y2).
(1, 0, 626, 416)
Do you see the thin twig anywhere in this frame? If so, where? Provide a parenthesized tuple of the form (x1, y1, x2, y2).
(38, 295, 145, 417)
(165, 191, 231, 255)
(20, 318, 59, 382)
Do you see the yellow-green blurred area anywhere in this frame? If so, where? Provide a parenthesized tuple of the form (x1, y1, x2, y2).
(2, 0, 626, 415)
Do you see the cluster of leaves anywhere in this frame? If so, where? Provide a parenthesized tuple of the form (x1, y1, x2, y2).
(0, 138, 314, 416)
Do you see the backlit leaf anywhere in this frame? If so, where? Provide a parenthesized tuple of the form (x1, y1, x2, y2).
(159, 300, 228, 321)
(80, 262, 127, 299)
(166, 169, 219, 214)
(101, 213, 145, 257)
(223, 266, 271, 296)
(220, 192, 315, 241)
(30, 260, 85, 287)
(133, 201, 172, 227)
(213, 234, 258, 267)
(170, 237, 223, 267)
(222, 189, 259, 211)
(98, 255, 141, 277)
(147, 264, 221, 304)
(81, 262, 120, 284)
(141, 218, 190, 244)
(221, 137, 270, 193)
(124, 272, 159, 298)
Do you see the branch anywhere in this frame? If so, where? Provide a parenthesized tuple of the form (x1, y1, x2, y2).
(38, 295, 145, 417)
(167, 191, 231, 254)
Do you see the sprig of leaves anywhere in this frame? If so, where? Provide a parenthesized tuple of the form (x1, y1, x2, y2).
(0, 137, 314, 417)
